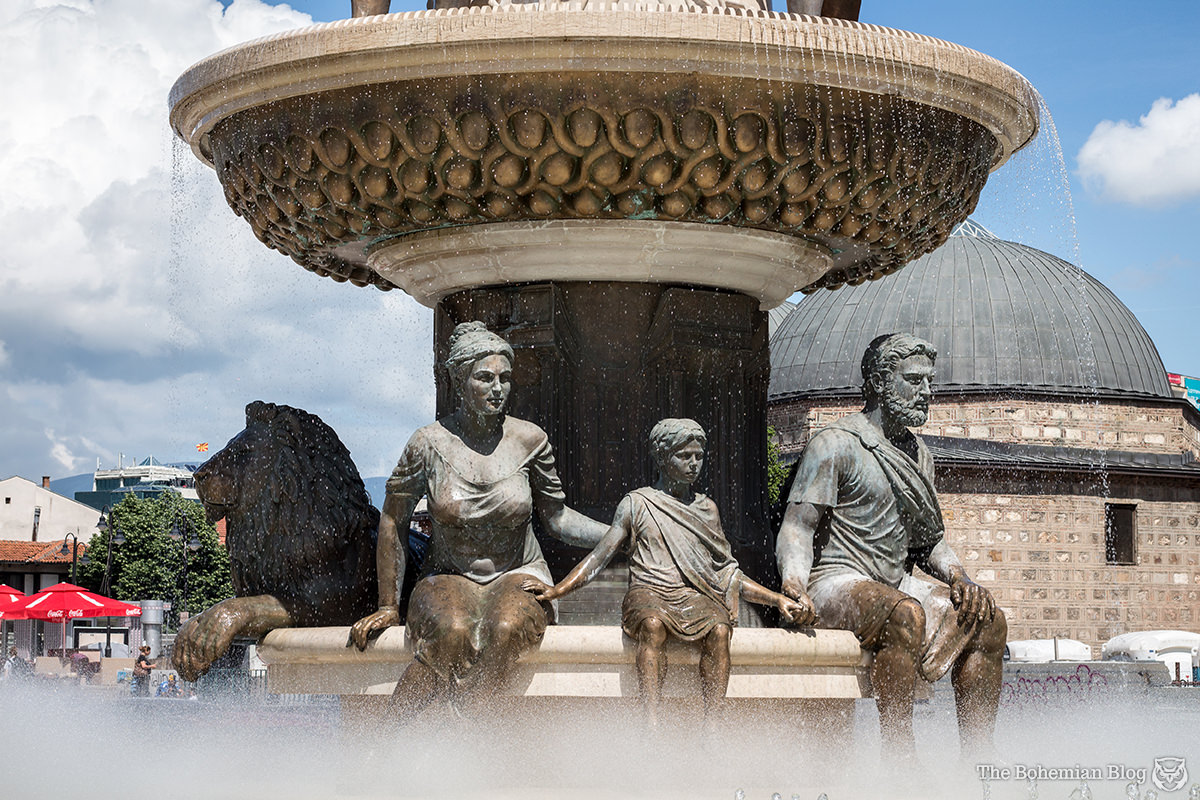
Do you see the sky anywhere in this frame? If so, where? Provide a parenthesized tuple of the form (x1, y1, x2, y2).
(0, 0, 1197, 484)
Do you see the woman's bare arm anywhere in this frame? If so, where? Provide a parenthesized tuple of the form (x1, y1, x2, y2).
(349, 492, 417, 650)
(526, 498, 633, 600)
(535, 496, 609, 549)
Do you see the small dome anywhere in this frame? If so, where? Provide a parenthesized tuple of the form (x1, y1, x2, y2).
(770, 223, 1173, 401)
(767, 300, 796, 337)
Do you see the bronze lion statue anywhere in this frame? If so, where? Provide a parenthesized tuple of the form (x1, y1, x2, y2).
(174, 401, 379, 681)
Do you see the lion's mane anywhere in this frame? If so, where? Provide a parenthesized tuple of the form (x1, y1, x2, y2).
(199, 401, 379, 626)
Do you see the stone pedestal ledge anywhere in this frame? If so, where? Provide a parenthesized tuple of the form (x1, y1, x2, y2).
(258, 624, 868, 698)
(369, 220, 831, 309)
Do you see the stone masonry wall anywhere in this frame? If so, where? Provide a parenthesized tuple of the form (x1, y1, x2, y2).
(938, 474, 1200, 656)
(770, 396, 1200, 459)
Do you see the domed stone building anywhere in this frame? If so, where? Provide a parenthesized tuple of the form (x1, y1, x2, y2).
(768, 222, 1200, 656)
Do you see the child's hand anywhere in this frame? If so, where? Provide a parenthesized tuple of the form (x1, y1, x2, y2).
(777, 593, 817, 627)
(520, 577, 561, 601)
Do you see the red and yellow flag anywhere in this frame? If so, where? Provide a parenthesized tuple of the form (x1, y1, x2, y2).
(196, 442, 209, 453)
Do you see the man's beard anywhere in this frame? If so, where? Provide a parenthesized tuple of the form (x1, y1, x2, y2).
(881, 382, 929, 428)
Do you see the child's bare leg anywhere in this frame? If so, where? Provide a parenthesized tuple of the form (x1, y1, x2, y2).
(635, 616, 669, 727)
(699, 623, 732, 718)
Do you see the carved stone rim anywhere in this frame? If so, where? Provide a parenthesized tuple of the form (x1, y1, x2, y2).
(367, 220, 832, 309)
(170, 5, 1039, 169)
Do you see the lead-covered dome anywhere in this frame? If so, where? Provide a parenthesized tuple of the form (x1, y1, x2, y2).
(770, 222, 1173, 401)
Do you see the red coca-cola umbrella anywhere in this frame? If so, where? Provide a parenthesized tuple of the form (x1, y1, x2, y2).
(5, 583, 142, 659)
(4, 583, 142, 621)
(0, 585, 24, 653)
(0, 584, 25, 618)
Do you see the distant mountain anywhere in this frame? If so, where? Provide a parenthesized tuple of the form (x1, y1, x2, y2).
(49, 472, 94, 501)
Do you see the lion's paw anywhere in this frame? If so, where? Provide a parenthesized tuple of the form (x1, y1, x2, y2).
(174, 601, 245, 681)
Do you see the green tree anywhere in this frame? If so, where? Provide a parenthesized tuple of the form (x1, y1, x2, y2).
(767, 425, 788, 506)
(78, 493, 233, 629)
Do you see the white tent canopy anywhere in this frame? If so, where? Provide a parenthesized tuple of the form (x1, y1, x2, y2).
(1006, 638, 1093, 662)
(1103, 630, 1200, 680)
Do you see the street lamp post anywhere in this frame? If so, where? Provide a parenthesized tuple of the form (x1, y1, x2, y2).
(58, 532, 82, 584)
(96, 506, 125, 658)
(169, 511, 201, 626)
(56, 532, 83, 659)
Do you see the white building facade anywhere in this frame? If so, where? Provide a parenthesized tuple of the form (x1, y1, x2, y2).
(0, 476, 101, 543)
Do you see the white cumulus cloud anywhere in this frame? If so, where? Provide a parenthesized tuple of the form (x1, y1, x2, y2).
(45, 429, 82, 474)
(0, 0, 435, 482)
(1077, 94, 1200, 206)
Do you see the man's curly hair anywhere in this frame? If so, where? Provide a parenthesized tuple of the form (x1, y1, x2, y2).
(860, 333, 937, 406)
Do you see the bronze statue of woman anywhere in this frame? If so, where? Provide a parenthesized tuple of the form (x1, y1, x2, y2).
(349, 321, 607, 716)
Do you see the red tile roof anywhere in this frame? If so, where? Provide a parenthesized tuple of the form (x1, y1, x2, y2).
(0, 540, 88, 564)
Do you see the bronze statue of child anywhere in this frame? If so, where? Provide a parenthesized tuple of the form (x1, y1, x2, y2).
(524, 418, 815, 725)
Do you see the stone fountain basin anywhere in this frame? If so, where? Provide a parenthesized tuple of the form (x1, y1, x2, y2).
(257, 624, 868, 698)
(169, 5, 1038, 299)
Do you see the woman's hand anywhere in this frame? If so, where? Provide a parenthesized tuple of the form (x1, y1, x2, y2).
(520, 577, 561, 602)
(777, 592, 817, 627)
(348, 605, 400, 651)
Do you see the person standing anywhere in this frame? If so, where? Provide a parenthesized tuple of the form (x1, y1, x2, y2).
(131, 645, 156, 697)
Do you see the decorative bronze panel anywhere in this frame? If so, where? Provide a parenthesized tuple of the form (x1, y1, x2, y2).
(209, 74, 996, 292)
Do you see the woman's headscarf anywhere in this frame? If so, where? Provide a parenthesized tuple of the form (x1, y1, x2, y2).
(445, 321, 515, 391)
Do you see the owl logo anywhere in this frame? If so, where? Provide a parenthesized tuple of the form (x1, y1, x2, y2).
(1152, 756, 1188, 792)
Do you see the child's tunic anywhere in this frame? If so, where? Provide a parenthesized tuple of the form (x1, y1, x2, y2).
(621, 487, 743, 641)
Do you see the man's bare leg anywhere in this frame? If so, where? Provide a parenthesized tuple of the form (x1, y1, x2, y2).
(699, 623, 732, 719)
(635, 617, 669, 728)
(872, 598, 925, 762)
(951, 609, 1007, 759)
